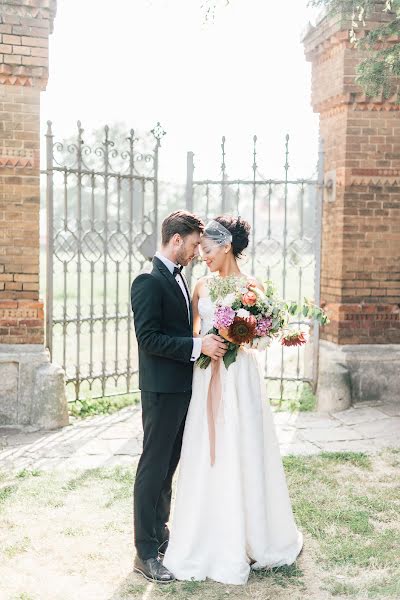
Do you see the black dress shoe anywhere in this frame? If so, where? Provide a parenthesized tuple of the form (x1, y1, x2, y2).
(158, 539, 169, 557)
(134, 555, 175, 583)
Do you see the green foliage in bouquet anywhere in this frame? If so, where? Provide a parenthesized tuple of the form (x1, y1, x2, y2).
(286, 298, 330, 326)
(196, 326, 239, 370)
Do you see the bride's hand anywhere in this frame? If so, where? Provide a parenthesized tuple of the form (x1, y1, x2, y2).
(201, 334, 227, 360)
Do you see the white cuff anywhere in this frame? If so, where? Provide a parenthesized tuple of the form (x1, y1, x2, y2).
(191, 337, 202, 361)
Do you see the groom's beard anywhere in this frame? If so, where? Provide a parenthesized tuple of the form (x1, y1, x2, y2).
(176, 250, 194, 267)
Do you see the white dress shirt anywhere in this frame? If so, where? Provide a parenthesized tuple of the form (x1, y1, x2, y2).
(155, 251, 202, 362)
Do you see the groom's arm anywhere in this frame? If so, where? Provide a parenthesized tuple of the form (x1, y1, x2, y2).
(131, 274, 194, 363)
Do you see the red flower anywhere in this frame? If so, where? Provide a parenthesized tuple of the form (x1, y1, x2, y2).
(281, 331, 308, 347)
(220, 315, 257, 345)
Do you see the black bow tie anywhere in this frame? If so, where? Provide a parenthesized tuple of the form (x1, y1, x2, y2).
(173, 265, 183, 277)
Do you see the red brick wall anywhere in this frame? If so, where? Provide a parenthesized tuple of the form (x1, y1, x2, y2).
(0, 298, 43, 343)
(304, 2, 400, 344)
(0, 0, 56, 344)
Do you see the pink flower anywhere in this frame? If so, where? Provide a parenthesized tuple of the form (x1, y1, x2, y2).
(242, 291, 257, 306)
(214, 305, 236, 329)
(256, 317, 272, 336)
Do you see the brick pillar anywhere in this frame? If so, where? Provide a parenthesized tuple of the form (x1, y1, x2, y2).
(0, 0, 67, 429)
(303, 3, 400, 410)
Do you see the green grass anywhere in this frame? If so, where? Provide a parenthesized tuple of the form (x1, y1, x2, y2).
(251, 563, 305, 588)
(63, 465, 134, 490)
(68, 393, 139, 419)
(284, 450, 400, 599)
(319, 451, 372, 469)
(16, 468, 42, 479)
(367, 576, 400, 598)
(121, 582, 147, 596)
(61, 465, 135, 509)
(297, 383, 317, 411)
(274, 382, 317, 412)
(324, 579, 358, 596)
(0, 450, 399, 599)
(0, 484, 17, 508)
(4, 536, 31, 559)
(62, 527, 85, 537)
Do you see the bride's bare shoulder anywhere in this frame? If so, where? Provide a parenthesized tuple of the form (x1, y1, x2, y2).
(194, 275, 212, 298)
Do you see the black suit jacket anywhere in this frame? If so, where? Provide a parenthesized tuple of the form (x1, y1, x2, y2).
(131, 256, 195, 393)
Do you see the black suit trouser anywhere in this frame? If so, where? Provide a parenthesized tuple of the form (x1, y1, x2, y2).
(134, 390, 191, 560)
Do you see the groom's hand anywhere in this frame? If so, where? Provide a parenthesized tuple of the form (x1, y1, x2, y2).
(201, 334, 227, 360)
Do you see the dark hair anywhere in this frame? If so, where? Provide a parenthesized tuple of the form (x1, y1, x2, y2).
(161, 210, 204, 245)
(214, 215, 250, 258)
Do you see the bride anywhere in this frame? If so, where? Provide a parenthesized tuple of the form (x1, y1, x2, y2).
(163, 216, 303, 585)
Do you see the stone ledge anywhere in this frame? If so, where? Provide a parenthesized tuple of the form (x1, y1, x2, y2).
(317, 341, 400, 411)
(0, 344, 68, 429)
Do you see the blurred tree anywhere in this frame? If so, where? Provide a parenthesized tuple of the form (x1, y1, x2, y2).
(202, 0, 400, 101)
(309, 0, 400, 100)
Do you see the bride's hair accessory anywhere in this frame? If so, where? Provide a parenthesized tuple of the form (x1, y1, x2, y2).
(203, 220, 233, 245)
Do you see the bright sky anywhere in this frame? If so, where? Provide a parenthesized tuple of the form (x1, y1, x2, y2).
(41, 0, 321, 181)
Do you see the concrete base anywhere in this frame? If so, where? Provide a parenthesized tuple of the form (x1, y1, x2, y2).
(317, 340, 400, 412)
(0, 344, 69, 430)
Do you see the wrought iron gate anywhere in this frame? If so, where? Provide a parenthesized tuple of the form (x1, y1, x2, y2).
(43, 121, 165, 401)
(185, 135, 324, 404)
(43, 123, 323, 404)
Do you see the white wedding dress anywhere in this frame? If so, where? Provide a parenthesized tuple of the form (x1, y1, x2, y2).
(163, 295, 303, 585)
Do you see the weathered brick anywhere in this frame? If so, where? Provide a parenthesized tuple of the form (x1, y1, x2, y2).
(2, 16, 22, 26)
(21, 55, 47, 67)
(304, 9, 400, 344)
(0, 301, 18, 309)
(0, 44, 12, 54)
(21, 36, 48, 48)
(13, 45, 31, 56)
(3, 34, 21, 45)
(0, 2, 55, 342)
(0, 319, 17, 327)
(18, 319, 42, 327)
(12, 25, 49, 37)
(30, 47, 47, 57)
(5, 54, 22, 64)
(13, 274, 38, 282)
(5, 282, 22, 291)
(22, 283, 39, 291)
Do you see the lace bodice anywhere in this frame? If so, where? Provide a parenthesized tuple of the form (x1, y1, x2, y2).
(198, 296, 215, 334)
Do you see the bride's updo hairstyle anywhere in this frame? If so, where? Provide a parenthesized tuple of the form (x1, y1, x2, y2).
(214, 215, 251, 259)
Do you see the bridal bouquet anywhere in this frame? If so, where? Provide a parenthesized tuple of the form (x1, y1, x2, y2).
(197, 276, 329, 370)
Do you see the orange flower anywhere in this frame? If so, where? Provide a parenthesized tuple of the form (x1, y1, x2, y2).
(242, 291, 257, 306)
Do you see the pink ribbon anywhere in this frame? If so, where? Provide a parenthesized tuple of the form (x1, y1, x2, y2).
(207, 358, 222, 466)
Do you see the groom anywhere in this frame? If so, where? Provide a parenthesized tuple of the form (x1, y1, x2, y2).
(131, 210, 227, 583)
